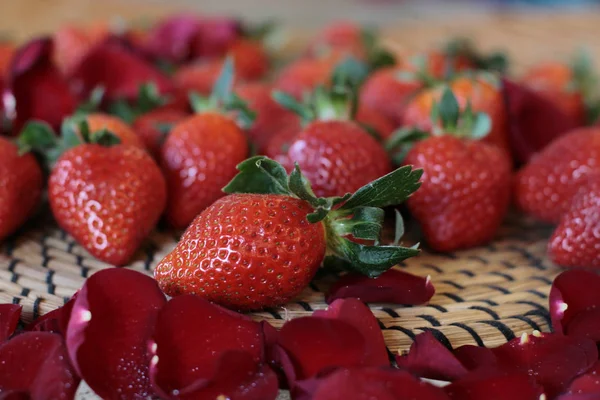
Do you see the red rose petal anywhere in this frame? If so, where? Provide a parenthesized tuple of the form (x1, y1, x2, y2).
(502, 78, 580, 164)
(0, 332, 79, 399)
(452, 345, 496, 370)
(65, 268, 166, 399)
(568, 360, 600, 395)
(445, 371, 543, 400)
(149, 295, 265, 396)
(313, 298, 389, 367)
(69, 37, 174, 102)
(550, 269, 600, 336)
(396, 331, 469, 381)
(565, 309, 600, 343)
(191, 17, 242, 60)
(326, 269, 435, 305)
(26, 294, 77, 336)
(277, 317, 370, 381)
(312, 367, 449, 400)
(5, 37, 77, 134)
(144, 15, 202, 63)
(0, 304, 21, 342)
(491, 332, 598, 398)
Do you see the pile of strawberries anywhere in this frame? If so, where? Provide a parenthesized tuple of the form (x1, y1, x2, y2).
(0, 12, 599, 400)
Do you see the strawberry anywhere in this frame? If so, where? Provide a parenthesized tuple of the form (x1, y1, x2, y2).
(514, 127, 600, 223)
(174, 60, 230, 96)
(0, 41, 14, 78)
(402, 89, 512, 251)
(356, 105, 396, 140)
(305, 21, 368, 60)
(0, 137, 43, 241)
(403, 72, 510, 153)
(19, 120, 166, 266)
(228, 38, 269, 81)
(275, 58, 336, 99)
(235, 82, 300, 153)
(549, 175, 600, 269)
(53, 25, 96, 75)
(132, 108, 188, 158)
(273, 85, 391, 197)
(161, 59, 253, 229)
(154, 156, 422, 310)
(83, 113, 145, 149)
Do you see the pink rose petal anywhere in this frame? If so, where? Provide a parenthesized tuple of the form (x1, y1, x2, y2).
(502, 78, 580, 164)
(69, 37, 174, 103)
(312, 367, 449, 400)
(313, 298, 389, 367)
(149, 295, 268, 397)
(445, 371, 543, 400)
(66, 268, 166, 399)
(0, 332, 79, 399)
(326, 269, 435, 305)
(5, 37, 77, 134)
(396, 331, 469, 381)
(0, 304, 21, 342)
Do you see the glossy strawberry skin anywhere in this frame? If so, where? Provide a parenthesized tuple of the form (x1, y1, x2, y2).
(515, 127, 600, 223)
(154, 193, 326, 310)
(403, 75, 509, 152)
(275, 59, 336, 99)
(132, 108, 188, 158)
(85, 113, 145, 149)
(160, 112, 248, 229)
(360, 67, 425, 125)
(228, 39, 269, 81)
(285, 120, 391, 197)
(174, 60, 228, 96)
(49, 145, 166, 266)
(405, 135, 512, 252)
(356, 105, 396, 140)
(549, 176, 600, 269)
(522, 62, 585, 126)
(0, 137, 43, 241)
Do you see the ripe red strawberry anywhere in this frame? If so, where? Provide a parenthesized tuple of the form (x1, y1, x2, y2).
(84, 113, 145, 149)
(522, 52, 597, 126)
(228, 38, 269, 81)
(0, 137, 43, 241)
(549, 175, 600, 269)
(514, 127, 600, 223)
(403, 72, 510, 153)
(305, 21, 368, 60)
(19, 120, 166, 266)
(275, 58, 336, 99)
(174, 60, 230, 96)
(154, 156, 422, 310)
(161, 59, 252, 229)
(274, 86, 391, 197)
(402, 89, 512, 251)
(132, 108, 188, 158)
(356, 105, 395, 140)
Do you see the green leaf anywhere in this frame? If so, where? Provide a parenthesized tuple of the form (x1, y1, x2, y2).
(76, 86, 105, 115)
(360, 27, 377, 51)
(272, 90, 313, 122)
(223, 156, 291, 195)
(470, 113, 492, 139)
(339, 165, 423, 210)
(437, 87, 460, 129)
(331, 56, 370, 89)
(137, 82, 167, 114)
(393, 209, 405, 246)
(368, 48, 396, 70)
(17, 121, 58, 155)
(313, 85, 355, 121)
(358, 123, 382, 142)
(155, 122, 174, 135)
(61, 119, 84, 150)
(108, 99, 137, 124)
(155, 59, 177, 76)
(384, 127, 429, 152)
(224, 93, 256, 130)
(288, 164, 319, 205)
(331, 206, 384, 242)
(90, 129, 122, 147)
(210, 57, 235, 104)
(330, 238, 420, 278)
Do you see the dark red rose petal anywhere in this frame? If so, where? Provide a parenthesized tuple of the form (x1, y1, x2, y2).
(277, 316, 370, 381)
(568, 360, 600, 395)
(326, 269, 435, 305)
(445, 370, 543, 400)
(550, 269, 600, 336)
(491, 332, 598, 398)
(145, 15, 202, 63)
(452, 345, 496, 371)
(26, 293, 77, 336)
(0, 304, 21, 342)
(69, 37, 174, 102)
(502, 78, 580, 164)
(396, 331, 469, 381)
(313, 298, 389, 367)
(5, 37, 77, 134)
(66, 268, 166, 399)
(565, 309, 600, 343)
(190, 17, 242, 59)
(557, 396, 600, 400)
(151, 350, 278, 400)
(0, 332, 79, 399)
(312, 367, 449, 400)
(150, 295, 264, 395)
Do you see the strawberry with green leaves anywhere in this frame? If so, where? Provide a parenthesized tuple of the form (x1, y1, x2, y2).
(398, 88, 512, 252)
(161, 58, 253, 229)
(272, 83, 392, 198)
(18, 119, 166, 266)
(154, 156, 422, 310)
(0, 137, 43, 242)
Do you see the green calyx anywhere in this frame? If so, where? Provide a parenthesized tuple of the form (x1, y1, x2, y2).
(360, 27, 397, 70)
(569, 49, 600, 124)
(396, 54, 440, 88)
(17, 117, 121, 167)
(429, 86, 491, 139)
(223, 155, 423, 277)
(444, 37, 509, 76)
(188, 57, 256, 129)
(108, 82, 170, 124)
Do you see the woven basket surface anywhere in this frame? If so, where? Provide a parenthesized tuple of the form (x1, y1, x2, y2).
(2, 11, 596, 354)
